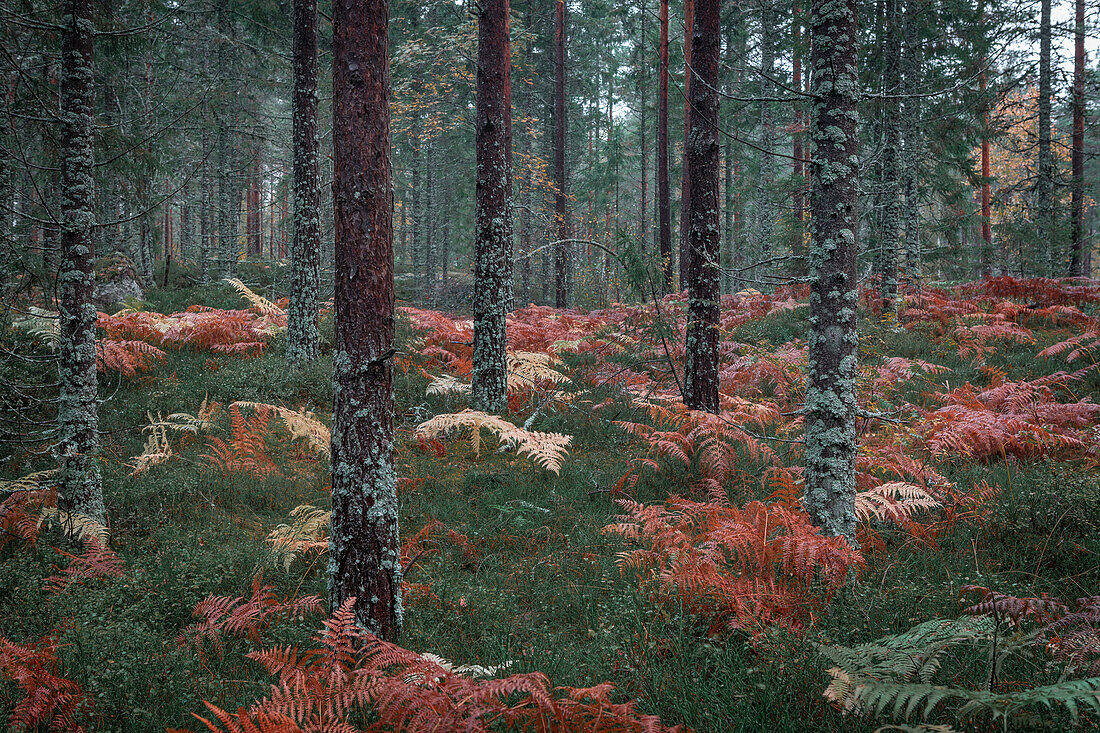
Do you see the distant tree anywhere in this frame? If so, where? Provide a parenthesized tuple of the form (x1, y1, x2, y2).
(1070, 0, 1086, 276)
(57, 0, 104, 524)
(287, 0, 321, 367)
(553, 0, 569, 308)
(656, 0, 672, 293)
(330, 0, 402, 640)
(803, 0, 860, 541)
(683, 0, 720, 413)
(677, 0, 693, 286)
(472, 0, 512, 413)
(1036, 0, 1054, 275)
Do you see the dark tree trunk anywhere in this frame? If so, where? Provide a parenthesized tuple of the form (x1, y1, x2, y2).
(553, 0, 569, 308)
(804, 0, 859, 541)
(57, 0, 104, 523)
(901, 0, 922, 282)
(247, 153, 262, 258)
(200, 124, 213, 282)
(330, 0, 402, 641)
(753, 4, 776, 285)
(683, 0, 719, 413)
(677, 0, 694, 287)
(657, 0, 672, 293)
(792, 0, 805, 231)
(1070, 0, 1085, 276)
(472, 0, 512, 413)
(288, 0, 321, 366)
(879, 0, 901, 306)
(1037, 0, 1054, 275)
(637, 0, 649, 250)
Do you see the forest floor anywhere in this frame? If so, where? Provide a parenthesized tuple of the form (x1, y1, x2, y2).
(2, 270, 1100, 732)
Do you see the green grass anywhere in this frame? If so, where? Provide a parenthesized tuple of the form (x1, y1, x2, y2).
(1, 285, 1098, 731)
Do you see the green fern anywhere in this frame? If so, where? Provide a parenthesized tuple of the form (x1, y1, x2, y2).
(819, 616, 1100, 726)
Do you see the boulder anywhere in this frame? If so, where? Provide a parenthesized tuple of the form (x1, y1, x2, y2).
(93, 252, 144, 312)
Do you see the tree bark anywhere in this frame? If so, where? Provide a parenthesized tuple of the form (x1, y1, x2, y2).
(656, 0, 672, 293)
(472, 0, 512, 413)
(330, 0, 402, 641)
(677, 0, 694, 287)
(1037, 0, 1054, 276)
(683, 0, 719, 413)
(753, 4, 776, 286)
(287, 0, 321, 366)
(1070, 0, 1085, 276)
(553, 0, 569, 308)
(804, 0, 859, 542)
(879, 0, 901, 306)
(57, 0, 104, 524)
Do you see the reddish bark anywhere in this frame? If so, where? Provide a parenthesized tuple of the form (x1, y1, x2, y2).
(683, 0, 719, 413)
(330, 0, 402, 641)
(657, 0, 672, 293)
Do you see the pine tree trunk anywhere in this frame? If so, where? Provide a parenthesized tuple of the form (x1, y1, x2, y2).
(753, 4, 776, 286)
(201, 125, 213, 282)
(1070, 0, 1085, 276)
(472, 0, 512, 414)
(287, 0, 321, 366)
(553, 0, 569, 308)
(677, 0, 694, 286)
(804, 0, 859, 542)
(57, 0, 104, 524)
(879, 0, 902, 306)
(1037, 0, 1054, 275)
(683, 0, 719, 413)
(330, 0, 402, 641)
(656, 0, 672, 293)
(901, 0, 922, 283)
(637, 0, 649, 250)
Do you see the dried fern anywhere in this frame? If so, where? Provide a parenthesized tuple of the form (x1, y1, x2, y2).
(415, 409, 571, 474)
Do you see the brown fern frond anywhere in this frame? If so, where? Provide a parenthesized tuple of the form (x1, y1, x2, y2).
(0, 631, 92, 733)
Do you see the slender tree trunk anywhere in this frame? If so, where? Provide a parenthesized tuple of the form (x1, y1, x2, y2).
(754, 4, 776, 285)
(1037, 0, 1054, 275)
(792, 0, 805, 233)
(425, 139, 437, 303)
(1070, 0, 1085, 276)
(879, 0, 901, 306)
(57, 0, 104, 524)
(330, 0, 402, 641)
(677, 0, 694, 286)
(637, 0, 649, 250)
(287, 0, 321, 366)
(979, 8, 992, 277)
(201, 124, 213, 282)
(804, 0, 859, 542)
(657, 0, 672, 293)
(901, 0, 922, 283)
(553, 0, 569, 308)
(472, 0, 512, 413)
(683, 0, 719, 413)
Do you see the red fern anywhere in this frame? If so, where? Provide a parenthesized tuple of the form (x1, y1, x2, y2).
(180, 576, 323, 654)
(0, 632, 91, 733)
(95, 339, 167, 376)
(192, 598, 685, 733)
(201, 404, 278, 478)
(45, 541, 124, 593)
(606, 498, 863, 634)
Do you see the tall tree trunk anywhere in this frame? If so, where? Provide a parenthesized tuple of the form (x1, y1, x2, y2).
(656, 0, 672, 293)
(677, 0, 694, 286)
(636, 0, 649, 250)
(287, 0, 321, 366)
(754, 4, 776, 285)
(201, 124, 213, 282)
(57, 0, 104, 523)
(792, 0, 805, 234)
(804, 0, 859, 542)
(424, 139, 437, 303)
(553, 0, 569, 308)
(472, 0, 512, 413)
(901, 0, 922, 283)
(1070, 0, 1085, 276)
(330, 0, 402, 641)
(978, 0, 992, 278)
(879, 0, 901, 306)
(1037, 0, 1055, 276)
(683, 0, 719, 413)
